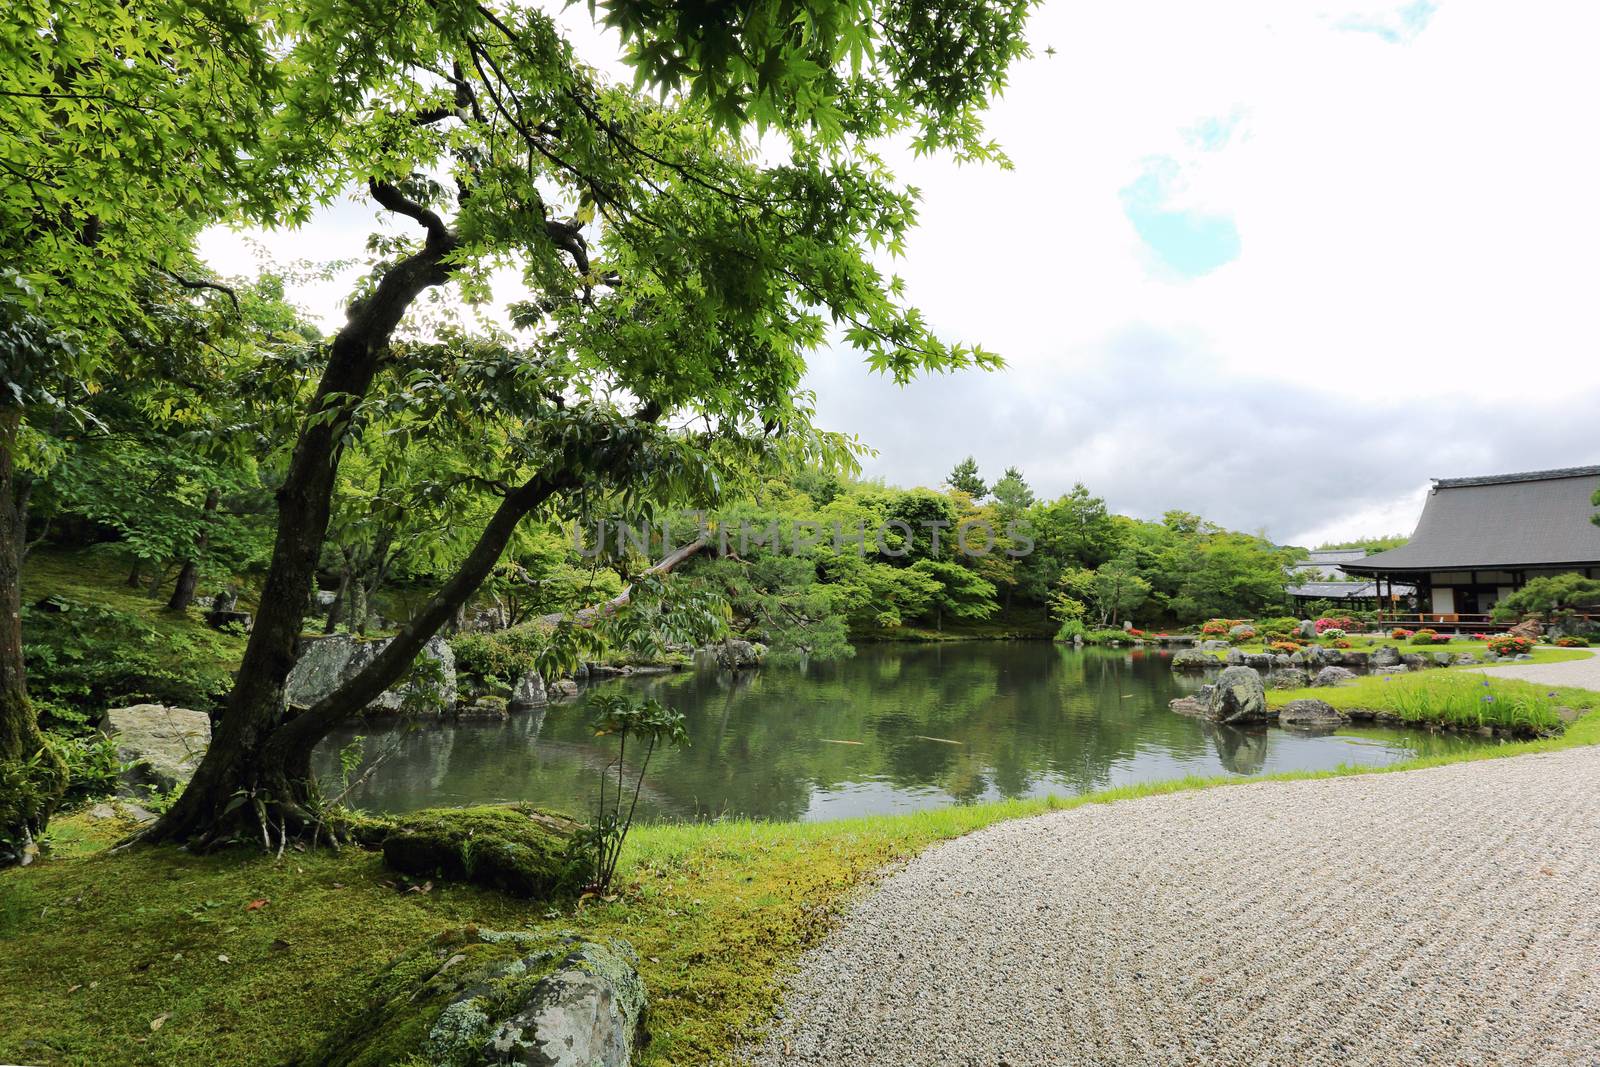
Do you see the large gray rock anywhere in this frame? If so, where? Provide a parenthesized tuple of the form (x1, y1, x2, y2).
(311, 929, 647, 1067)
(487, 939, 647, 1066)
(712, 639, 766, 670)
(1200, 640, 1231, 651)
(1268, 667, 1309, 690)
(99, 704, 210, 796)
(511, 671, 548, 708)
(284, 634, 456, 715)
(1298, 619, 1317, 639)
(1207, 665, 1269, 724)
(1338, 651, 1370, 669)
(1431, 652, 1456, 667)
(1279, 698, 1346, 727)
(1402, 653, 1434, 670)
(1170, 648, 1221, 672)
(1372, 646, 1401, 668)
(1313, 666, 1358, 687)
(1225, 649, 1245, 666)
(1244, 653, 1274, 670)
(1169, 695, 1210, 716)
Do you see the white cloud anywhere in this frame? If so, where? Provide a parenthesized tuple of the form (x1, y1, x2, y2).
(196, 0, 1600, 542)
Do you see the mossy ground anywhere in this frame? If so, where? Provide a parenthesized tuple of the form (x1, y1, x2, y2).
(6, 706, 1600, 1066)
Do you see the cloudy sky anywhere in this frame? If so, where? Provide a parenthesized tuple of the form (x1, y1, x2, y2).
(199, 0, 1600, 547)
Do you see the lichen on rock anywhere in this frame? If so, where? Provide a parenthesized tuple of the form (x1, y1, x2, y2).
(305, 928, 647, 1067)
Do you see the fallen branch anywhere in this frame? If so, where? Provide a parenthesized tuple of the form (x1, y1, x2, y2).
(539, 534, 711, 627)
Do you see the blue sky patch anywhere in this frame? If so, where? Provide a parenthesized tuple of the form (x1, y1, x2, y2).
(1337, 0, 1438, 44)
(1119, 160, 1241, 278)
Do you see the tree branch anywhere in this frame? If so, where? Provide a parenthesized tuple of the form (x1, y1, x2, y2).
(155, 265, 239, 310)
(368, 178, 450, 246)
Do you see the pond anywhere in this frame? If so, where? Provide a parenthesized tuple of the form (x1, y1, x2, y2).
(315, 642, 1489, 823)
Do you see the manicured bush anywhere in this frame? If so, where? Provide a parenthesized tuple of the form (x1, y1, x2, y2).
(1487, 634, 1535, 656)
(1409, 628, 1451, 646)
(1228, 625, 1257, 644)
(1319, 627, 1346, 640)
(1268, 641, 1303, 654)
(1200, 618, 1247, 636)
(1085, 628, 1136, 646)
(1555, 635, 1590, 647)
(1390, 627, 1415, 640)
(1329, 638, 1352, 649)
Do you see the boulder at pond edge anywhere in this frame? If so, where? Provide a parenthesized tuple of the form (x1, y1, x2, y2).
(1278, 698, 1346, 727)
(1207, 665, 1270, 725)
(1170, 648, 1221, 672)
(285, 633, 457, 715)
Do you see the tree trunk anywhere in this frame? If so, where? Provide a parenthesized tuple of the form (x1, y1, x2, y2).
(167, 487, 220, 611)
(0, 406, 65, 865)
(145, 222, 459, 847)
(324, 563, 350, 634)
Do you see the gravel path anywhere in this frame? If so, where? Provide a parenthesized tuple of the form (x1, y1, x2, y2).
(747, 748, 1600, 1067)
(1470, 647, 1600, 690)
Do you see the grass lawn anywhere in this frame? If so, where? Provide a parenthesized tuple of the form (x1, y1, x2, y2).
(5, 703, 1600, 1066)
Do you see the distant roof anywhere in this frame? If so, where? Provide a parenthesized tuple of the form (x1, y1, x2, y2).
(1290, 549, 1370, 575)
(1304, 549, 1369, 565)
(1346, 465, 1600, 573)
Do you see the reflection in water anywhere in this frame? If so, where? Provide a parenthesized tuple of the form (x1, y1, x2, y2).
(316, 643, 1489, 823)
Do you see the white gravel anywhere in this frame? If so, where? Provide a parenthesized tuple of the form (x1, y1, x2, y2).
(1469, 647, 1600, 691)
(746, 748, 1600, 1067)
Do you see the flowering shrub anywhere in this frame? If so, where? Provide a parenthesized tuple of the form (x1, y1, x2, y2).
(1315, 616, 1354, 634)
(1555, 635, 1590, 647)
(1390, 628, 1415, 640)
(1229, 626, 1257, 644)
(1269, 641, 1304, 654)
(1319, 628, 1345, 640)
(1330, 638, 1352, 648)
(1410, 628, 1450, 645)
(1201, 619, 1247, 636)
(1486, 634, 1534, 656)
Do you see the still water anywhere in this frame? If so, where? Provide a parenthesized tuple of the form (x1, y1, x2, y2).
(316, 642, 1486, 823)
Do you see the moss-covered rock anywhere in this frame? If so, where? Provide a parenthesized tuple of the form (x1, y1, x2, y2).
(305, 927, 647, 1067)
(381, 805, 583, 899)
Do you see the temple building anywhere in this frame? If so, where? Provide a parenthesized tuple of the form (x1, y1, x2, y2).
(1342, 465, 1600, 624)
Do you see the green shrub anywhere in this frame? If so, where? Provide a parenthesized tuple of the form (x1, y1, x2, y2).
(50, 732, 124, 806)
(23, 597, 240, 727)
(1554, 635, 1589, 648)
(1054, 618, 1088, 642)
(1085, 628, 1136, 646)
(449, 625, 552, 684)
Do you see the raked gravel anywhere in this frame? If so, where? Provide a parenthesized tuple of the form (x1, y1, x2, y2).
(745, 748, 1600, 1067)
(1470, 647, 1600, 691)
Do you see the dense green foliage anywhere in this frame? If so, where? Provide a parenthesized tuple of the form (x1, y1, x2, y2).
(1491, 574, 1600, 623)
(1316, 534, 1408, 553)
